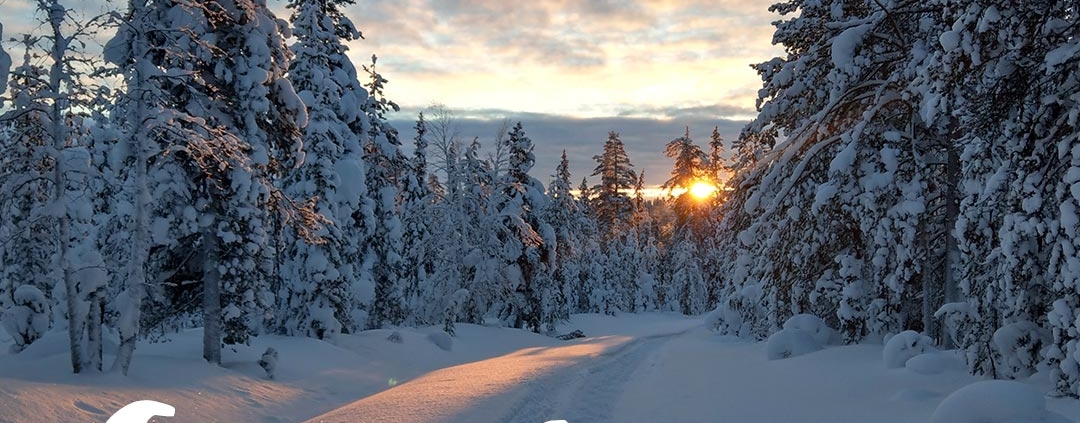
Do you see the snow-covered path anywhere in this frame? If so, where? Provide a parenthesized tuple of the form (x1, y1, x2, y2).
(305, 333, 680, 423)
(307, 322, 1080, 423)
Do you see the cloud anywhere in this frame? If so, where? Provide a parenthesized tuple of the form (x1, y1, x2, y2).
(343, 0, 783, 119)
(389, 107, 747, 189)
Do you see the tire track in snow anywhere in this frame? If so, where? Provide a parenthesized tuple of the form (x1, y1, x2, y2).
(491, 333, 675, 423)
(305, 329, 689, 423)
(304, 336, 637, 423)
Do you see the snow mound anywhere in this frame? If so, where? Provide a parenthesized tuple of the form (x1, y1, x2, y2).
(905, 352, 962, 375)
(782, 314, 836, 346)
(427, 331, 452, 351)
(883, 330, 934, 368)
(766, 327, 822, 360)
(930, 380, 1074, 423)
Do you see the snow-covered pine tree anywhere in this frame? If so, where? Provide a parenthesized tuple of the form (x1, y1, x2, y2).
(106, 0, 310, 366)
(662, 128, 709, 226)
(591, 131, 638, 234)
(542, 150, 586, 326)
(707, 126, 729, 202)
(923, 0, 1080, 392)
(667, 230, 707, 315)
(715, 0, 940, 341)
(280, 0, 371, 339)
(400, 113, 438, 325)
(489, 122, 553, 332)
(1038, 3, 1080, 397)
(104, 0, 213, 373)
(663, 128, 706, 192)
(425, 136, 493, 331)
(199, 0, 309, 360)
(361, 55, 408, 330)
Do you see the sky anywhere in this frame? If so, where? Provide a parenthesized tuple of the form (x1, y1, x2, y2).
(1, 0, 784, 188)
(354, 0, 785, 187)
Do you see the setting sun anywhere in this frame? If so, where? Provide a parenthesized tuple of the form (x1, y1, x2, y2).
(689, 181, 717, 200)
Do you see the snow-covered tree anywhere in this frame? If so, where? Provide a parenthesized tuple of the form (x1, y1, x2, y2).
(713, 0, 942, 342)
(0, 0, 115, 373)
(542, 150, 589, 324)
(488, 122, 554, 332)
(1, 285, 50, 353)
(0, 41, 55, 349)
(662, 128, 710, 225)
(280, 0, 371, 339)
(590, 131, 638, 233)
(401, 113, 436, 325)
(105, 0, 310, 366)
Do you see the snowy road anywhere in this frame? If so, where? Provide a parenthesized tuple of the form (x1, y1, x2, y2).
(305, 331, 684, 423)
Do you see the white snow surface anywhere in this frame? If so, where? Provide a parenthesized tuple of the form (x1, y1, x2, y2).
(766, 327, 823, 360)
(930, 380, 1073, 423)
(0, 313, 1078, 423)
(884, 330, 936, 368)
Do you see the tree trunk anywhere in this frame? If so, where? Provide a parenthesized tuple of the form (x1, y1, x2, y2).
(86, 290, 102, 371)
(202, 220, 223, 365)
(112, 3, 150, 374)
(942, 144, 960, 348)
(46, 0, 82, 374)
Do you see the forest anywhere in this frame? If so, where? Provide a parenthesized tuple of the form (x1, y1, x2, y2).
(1, 0, 1079, 401)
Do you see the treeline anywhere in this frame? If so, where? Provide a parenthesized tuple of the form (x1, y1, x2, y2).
(711, 0, 1080, 397)
(0, 0, 729, 375)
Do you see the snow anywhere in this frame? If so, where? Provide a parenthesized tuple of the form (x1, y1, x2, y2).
(783, 313, 837, 346)
(766, 327, 823, 360)
(930, 380, 1074, 423)
(883, 330, 935, 368)
(939, 30, 961, 51)
(2, 285, 50, 351)
(2, 313, 1079, 422)
(830, 23, 873, 73)
(426, 330, 453, 351)
(905, 352, 963, 376)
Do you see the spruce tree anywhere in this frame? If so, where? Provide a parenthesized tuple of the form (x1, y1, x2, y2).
(362, 55, 408, 329)
(490, 122, 553, 332)
(402, 113, 435, 324)
(590, 131, 638, 233)
(280, 0, 371, 339)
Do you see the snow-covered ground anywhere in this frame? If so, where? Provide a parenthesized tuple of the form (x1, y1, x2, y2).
(2, 313, 1078, 423)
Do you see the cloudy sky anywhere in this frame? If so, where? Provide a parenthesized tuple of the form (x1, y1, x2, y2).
(4, 0, 783, 187)
(348, 0, 783, 187)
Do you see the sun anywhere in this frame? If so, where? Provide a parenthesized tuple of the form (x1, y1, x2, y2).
(688, 181, 717, 200)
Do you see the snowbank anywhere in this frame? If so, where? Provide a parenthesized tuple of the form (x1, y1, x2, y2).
(930, 380, 1074, 423)
(766, 314, 836, 360)
(0, 322, 562, 422)
(782, 313, 837, 346)
(766, 327, 822, 360)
